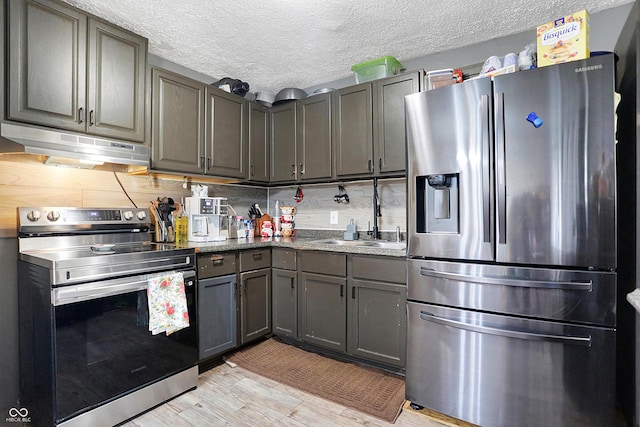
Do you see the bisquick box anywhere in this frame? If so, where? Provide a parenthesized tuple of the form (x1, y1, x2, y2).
(537, 10, 590, 67)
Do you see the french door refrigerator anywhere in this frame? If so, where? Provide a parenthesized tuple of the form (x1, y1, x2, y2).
(405, 53, 617, 427)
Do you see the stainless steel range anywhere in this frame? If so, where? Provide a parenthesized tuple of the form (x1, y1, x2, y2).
(17, 207, 198, 427)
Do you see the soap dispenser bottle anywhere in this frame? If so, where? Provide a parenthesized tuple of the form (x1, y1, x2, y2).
(344, 219, 358, 240)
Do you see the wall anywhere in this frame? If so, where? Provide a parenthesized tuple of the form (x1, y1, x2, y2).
(305, 3, 635, 94)
(268, 178, 406, 234)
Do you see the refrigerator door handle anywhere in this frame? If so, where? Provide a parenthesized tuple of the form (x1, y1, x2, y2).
(419, 267, 592, 291)
(495, 92, 507, 245)
(419, 310, 592, 346)
(481, 94, 491, 243)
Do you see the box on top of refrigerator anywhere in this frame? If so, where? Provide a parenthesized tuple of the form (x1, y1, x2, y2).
(537, 10, 589, 67)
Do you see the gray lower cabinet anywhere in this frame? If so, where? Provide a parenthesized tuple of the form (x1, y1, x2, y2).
(198, 274, 237, 360)
(297, 251, 348, 352)
(197, 253, 238, 360)
(348, 256, 407, 368)
(238, 249, 272, 344)
(272, 248, 298, 338)
(7, 0, 147, 142)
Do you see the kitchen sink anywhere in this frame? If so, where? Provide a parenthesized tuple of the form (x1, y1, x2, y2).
(310, 239, 406, 250)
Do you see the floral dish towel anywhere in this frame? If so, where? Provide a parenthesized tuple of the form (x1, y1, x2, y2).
(147, 271, 189, 335)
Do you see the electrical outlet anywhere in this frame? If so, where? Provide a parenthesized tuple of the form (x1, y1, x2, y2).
(330, 211, 339, 225)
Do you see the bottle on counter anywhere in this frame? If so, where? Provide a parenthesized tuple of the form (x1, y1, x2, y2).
(174, 198, 189, 244)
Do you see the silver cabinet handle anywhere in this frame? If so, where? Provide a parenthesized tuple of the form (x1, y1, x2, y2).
(419, 267, 592, 291)
(419, 311, 592, 346)
(78, 107, 85, 124)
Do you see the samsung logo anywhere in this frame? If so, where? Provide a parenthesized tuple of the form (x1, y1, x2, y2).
(575, 64, 603, 73)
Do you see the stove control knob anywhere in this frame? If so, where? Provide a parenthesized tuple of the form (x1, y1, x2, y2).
(122, 210, 134, 220)
(26, 210, 41, 222)
(47, 210, 61, 222)
(136, 210, 147, 220)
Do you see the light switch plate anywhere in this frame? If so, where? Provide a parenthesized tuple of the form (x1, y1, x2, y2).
(330, 211, 339, 224)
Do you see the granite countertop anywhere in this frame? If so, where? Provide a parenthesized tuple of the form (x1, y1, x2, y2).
(176, 235, 407, 258)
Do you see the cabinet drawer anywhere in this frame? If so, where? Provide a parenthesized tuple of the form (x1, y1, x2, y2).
(198, 253, 236, 278)
(352, 256, 406, 284)
(239, 249, 271, 271)
(272, 248, 297, 270)
(300, 251, 346, 276)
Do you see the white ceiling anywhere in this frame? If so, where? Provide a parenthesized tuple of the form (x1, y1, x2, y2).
(62, 0, 631, 94)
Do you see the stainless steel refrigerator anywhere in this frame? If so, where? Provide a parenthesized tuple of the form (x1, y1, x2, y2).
(405, 54, 617, 427)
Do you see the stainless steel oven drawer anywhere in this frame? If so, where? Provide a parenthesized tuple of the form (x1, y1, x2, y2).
(406, 301, 615, 427)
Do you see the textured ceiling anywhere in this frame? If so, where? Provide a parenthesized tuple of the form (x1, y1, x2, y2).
(62, 0, 631, 94)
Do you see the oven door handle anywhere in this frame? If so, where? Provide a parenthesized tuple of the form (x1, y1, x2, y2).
(52, 270, 196, 306)
(419, 310, 592, 346)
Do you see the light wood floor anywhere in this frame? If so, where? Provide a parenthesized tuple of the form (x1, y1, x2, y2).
(122, 362, 450, 427)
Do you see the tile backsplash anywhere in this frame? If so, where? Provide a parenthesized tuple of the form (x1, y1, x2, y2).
(267, 178, 406, 233)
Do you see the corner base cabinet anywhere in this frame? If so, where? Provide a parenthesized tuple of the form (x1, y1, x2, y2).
(238, 249, 272, 344)
(272, 248, 298, 338)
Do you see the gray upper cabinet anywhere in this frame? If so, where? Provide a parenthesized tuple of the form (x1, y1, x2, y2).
(204, 87, 248, 179)
(270, 94, 332, 183)
(151, 68, 205, 174)
(151, 69, 249, 179)
(333, 72, 420, 178)
(248, 103, 270, 183)
(333, 83, 374, 177)
(373, 72, 420, 175)
(270, 102, 297, 182)
(7, 0, 147, 143)
(296, 93, 332, 182)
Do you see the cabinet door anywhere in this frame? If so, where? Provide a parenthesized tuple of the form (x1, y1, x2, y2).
(151, 68, 204, 173)
(248, 103, 270, 183)
(272, 268, 297, 338)
(239, 268, 271, 344)
(373, 72, 420, 175)
(297, 93, 332, 181)
(7, 0, 87, 132)
(348, 279, 407, 368)
(87, 19, 147, 142)
(205, 87, 248, 179)
(333, 83, 373, 177)
(270, 102, 297, 182)
(198, 274, 237, 360)
(298, 272, 346, 352)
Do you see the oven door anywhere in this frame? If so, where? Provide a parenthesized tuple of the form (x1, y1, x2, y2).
(52, 270, 197, 423)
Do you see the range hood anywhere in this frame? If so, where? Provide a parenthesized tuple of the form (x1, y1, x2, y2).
(0, 122, 150, 167)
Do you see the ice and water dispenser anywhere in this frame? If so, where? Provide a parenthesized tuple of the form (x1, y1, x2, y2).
(416, 173, 459, 234)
